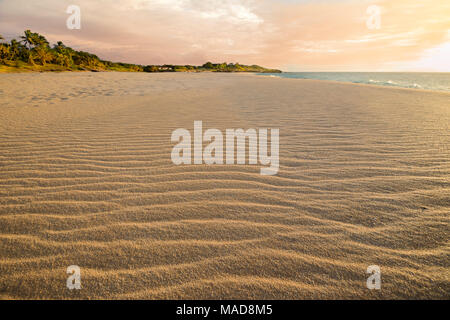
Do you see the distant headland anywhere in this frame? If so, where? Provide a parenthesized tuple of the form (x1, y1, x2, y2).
(0, 30, 282, 74)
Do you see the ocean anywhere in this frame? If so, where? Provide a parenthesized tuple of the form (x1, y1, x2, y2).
(259, 72, 450, 92)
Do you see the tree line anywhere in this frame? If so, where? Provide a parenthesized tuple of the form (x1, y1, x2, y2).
(0, 30, 281, 73)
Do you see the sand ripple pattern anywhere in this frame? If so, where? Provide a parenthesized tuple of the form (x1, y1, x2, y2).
(0, 73, 449, 299)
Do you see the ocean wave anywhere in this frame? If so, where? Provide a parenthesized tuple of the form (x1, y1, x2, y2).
(369, 79, 398, 86)
(260, 73, 449, 92)
(369, 79, 423, 89)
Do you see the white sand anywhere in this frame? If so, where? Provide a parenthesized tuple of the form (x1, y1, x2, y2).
(0, 72, 449, 299)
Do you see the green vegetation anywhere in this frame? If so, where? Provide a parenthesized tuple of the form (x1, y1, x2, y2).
(197, 62, 281, 73)
(0, 30, 281, 73)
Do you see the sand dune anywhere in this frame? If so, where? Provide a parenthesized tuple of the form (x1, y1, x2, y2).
(0, 72, 449, 299)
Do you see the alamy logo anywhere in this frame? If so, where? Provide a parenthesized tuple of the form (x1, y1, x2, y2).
(366, 265, 381, 290)
(171, 121, 279, 175)
(66, 265, 81, 290)
(366, 5, 381, 30)
(66, 5, 81, 30)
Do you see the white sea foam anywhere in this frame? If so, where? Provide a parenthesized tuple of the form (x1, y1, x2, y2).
(260, 72, 450, 92)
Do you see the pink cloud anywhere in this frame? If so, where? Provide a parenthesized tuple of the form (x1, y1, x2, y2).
(0, 0, 448, 70)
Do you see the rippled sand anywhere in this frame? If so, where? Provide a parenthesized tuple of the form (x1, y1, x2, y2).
(0, 72, 448, 299)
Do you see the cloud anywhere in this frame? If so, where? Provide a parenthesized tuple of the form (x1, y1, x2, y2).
(0, 0, 448, 70)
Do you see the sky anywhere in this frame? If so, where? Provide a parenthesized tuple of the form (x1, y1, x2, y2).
(0, 0, 449, 71)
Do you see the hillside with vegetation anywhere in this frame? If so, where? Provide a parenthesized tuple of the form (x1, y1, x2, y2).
(0, 30, 281, 73)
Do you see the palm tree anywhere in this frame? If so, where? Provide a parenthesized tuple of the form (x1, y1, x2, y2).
(0, 44, 10, 64)
(36, 34, 49, 47)
(19, 30, 52, 65)
(20, 30, 36, 49)
(9, 39, 20, 60)
(33, 45, 53, 65)
(53, 52, 67, 66)
(53, 42, 74, 67)
(20, 30, 47, 48)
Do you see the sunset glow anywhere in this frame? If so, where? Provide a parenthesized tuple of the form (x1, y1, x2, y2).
(1, 0, 449, 71)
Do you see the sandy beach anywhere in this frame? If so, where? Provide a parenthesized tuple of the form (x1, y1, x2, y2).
(0, 72, 448, 299)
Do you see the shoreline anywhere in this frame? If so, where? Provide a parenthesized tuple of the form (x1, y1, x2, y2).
(254, 73, 450, 94)
(1, 67, 447, 95)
